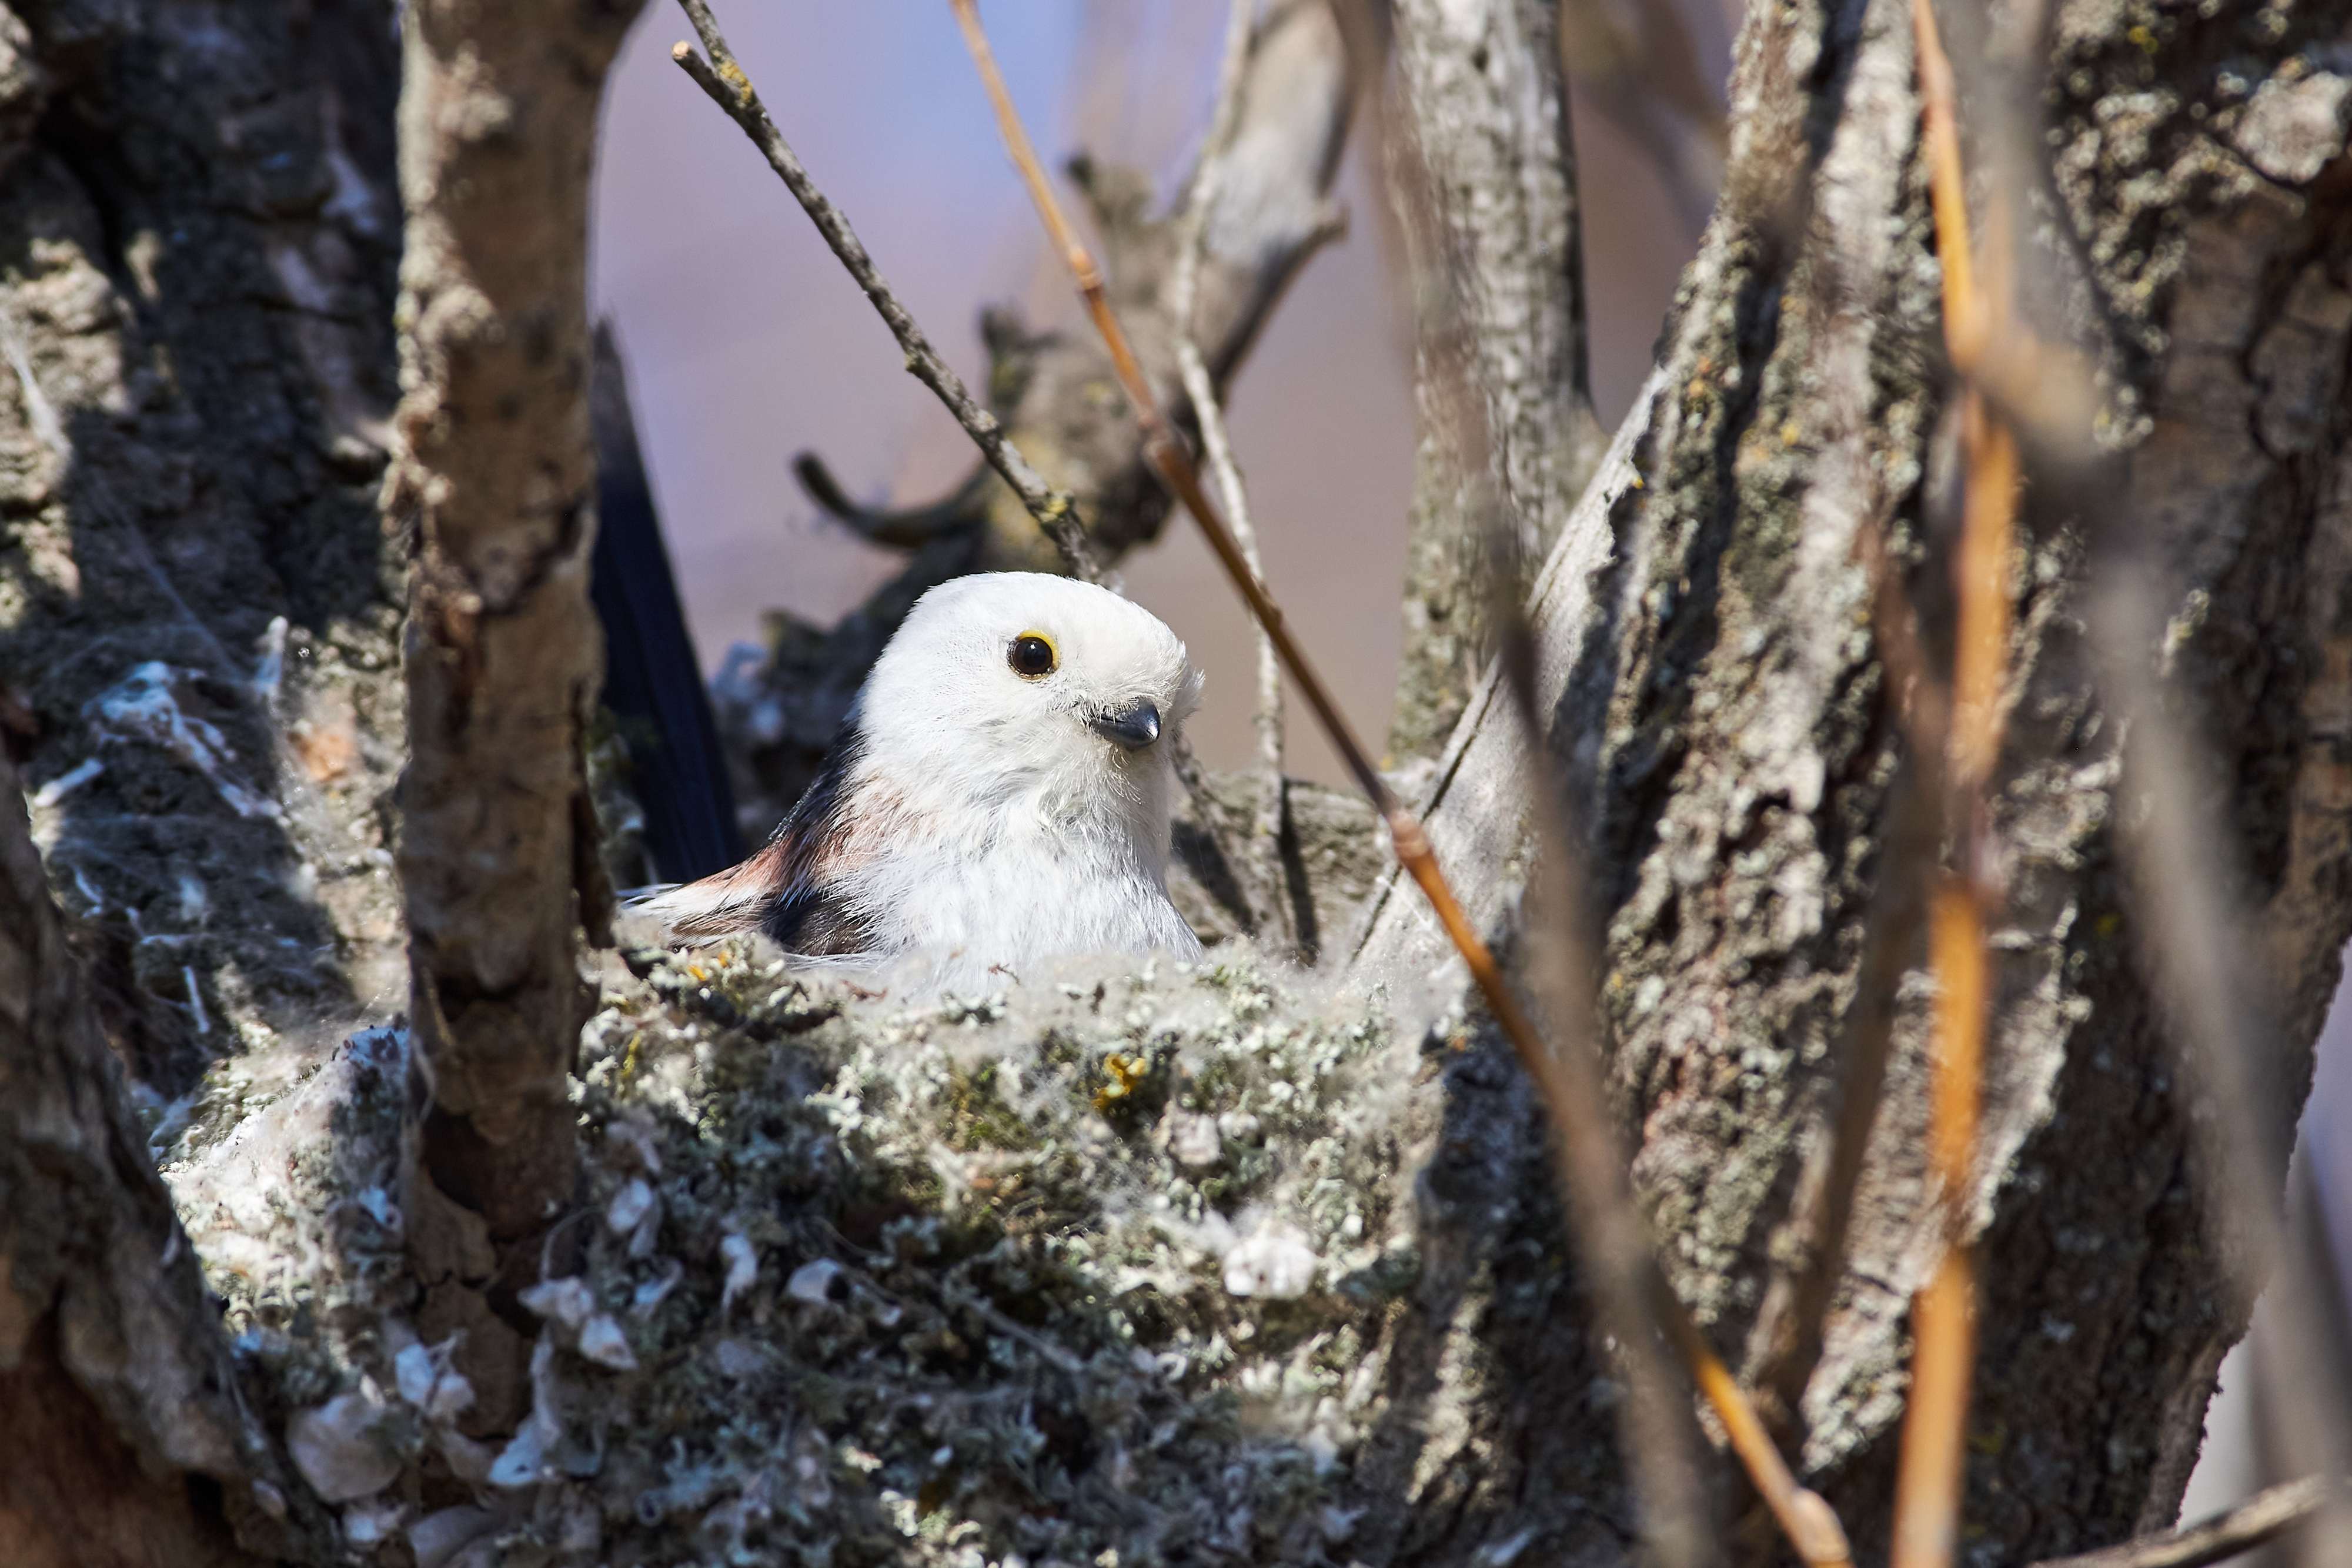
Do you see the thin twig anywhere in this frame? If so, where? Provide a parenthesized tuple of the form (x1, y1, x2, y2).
(946, 0, 1377, 802)
(1751, 502, 1956, 1429)
(1753, 748, 1937, 1429)
(2029, 1475, 2338, 1568)
(668, 1, 1097, 580)
(947, 4, 1850, 1561)
(1892, 4, 2019, 1564)
(1492, 594, 1713, 1568)
(1168, 0, 1255, 327)
(1168, 0, 1292, 952)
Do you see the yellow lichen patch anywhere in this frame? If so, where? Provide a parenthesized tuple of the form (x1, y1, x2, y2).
(1093, 1049, 1148, 1112)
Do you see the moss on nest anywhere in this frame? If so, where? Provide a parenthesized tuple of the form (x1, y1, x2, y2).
(171, 946, 1418, 1567)
(559, 947, 1402, 1567)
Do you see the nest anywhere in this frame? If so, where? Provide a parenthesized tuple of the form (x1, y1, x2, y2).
(163, 945, 1429, 1567)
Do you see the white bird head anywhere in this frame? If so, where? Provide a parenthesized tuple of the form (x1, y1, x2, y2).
(636, 573, 1207, 987)
(859, 571, 1204, 826)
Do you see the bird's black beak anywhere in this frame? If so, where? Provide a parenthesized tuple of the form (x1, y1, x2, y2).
(1090, 700, 1161, 752)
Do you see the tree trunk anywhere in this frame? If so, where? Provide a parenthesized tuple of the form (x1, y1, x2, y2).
(0, 0, 408, 1091)
(0, 748, 312, 1568)
(1349, 0, 2352, 1557)
(389, 0, 643, 1427)
(1382, 0, 1609, 761)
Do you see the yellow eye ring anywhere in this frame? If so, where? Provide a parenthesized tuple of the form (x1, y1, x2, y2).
(1007, 630, 1058, 679)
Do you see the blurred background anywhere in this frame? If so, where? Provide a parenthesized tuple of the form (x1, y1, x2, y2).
(588, 1, 1726, 783)
(587, 0, 2342, 1537)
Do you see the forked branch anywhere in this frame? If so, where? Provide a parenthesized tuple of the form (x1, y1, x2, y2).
(1170, 0, 1293, 952)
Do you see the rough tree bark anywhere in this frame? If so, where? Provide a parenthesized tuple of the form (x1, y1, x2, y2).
(1350, 0, 2352, 1558)
(0, 749, 306, 1568)
(715, 0, 1360, 834)
(1382, 0, 1609, 761)
(388, 0, 643, 1423)
(0, 0, 407, 1089)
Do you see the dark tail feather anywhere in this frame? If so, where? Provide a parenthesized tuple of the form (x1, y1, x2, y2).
(591, 321, 744, 884)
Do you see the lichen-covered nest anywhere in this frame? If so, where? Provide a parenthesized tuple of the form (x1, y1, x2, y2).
(164, 945, 1426, 1567)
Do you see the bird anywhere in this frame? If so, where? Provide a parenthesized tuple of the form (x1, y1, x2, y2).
(633, 572, 1206, 991)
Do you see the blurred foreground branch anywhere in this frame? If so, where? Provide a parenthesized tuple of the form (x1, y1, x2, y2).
(1891, 5, 2020, 1562)
(2033, 1475, 2343, 1568)
(950, 3, 1848, 1560)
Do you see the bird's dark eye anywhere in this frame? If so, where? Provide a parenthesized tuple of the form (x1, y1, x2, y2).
(1008, 631, 1058, 679)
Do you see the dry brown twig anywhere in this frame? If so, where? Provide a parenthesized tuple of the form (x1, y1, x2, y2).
(947, 1, 1849, 1562)
(1896, 9, 2352, 1564)
(666, 0, 1098, 580)
(1890, 4, 2020, 1564)
(1750, 473, 1958, 1430)
(1491, 592, 1712, 1568)
(1168, 0, 1294, 953)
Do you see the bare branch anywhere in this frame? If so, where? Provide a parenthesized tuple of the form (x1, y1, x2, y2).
(667, 2, 1097, 579)
(1383, 0, 1608, 759)
(791, 453, 995, 550)
(1171, 0, 1293, 953)
(2030, 1476, 2340, 1568)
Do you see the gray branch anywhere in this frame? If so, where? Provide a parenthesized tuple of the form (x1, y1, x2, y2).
(1381, 0, 1607, 761)
(2030, 1475, 2340, 1568)
(389, 0, 644, 1414)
